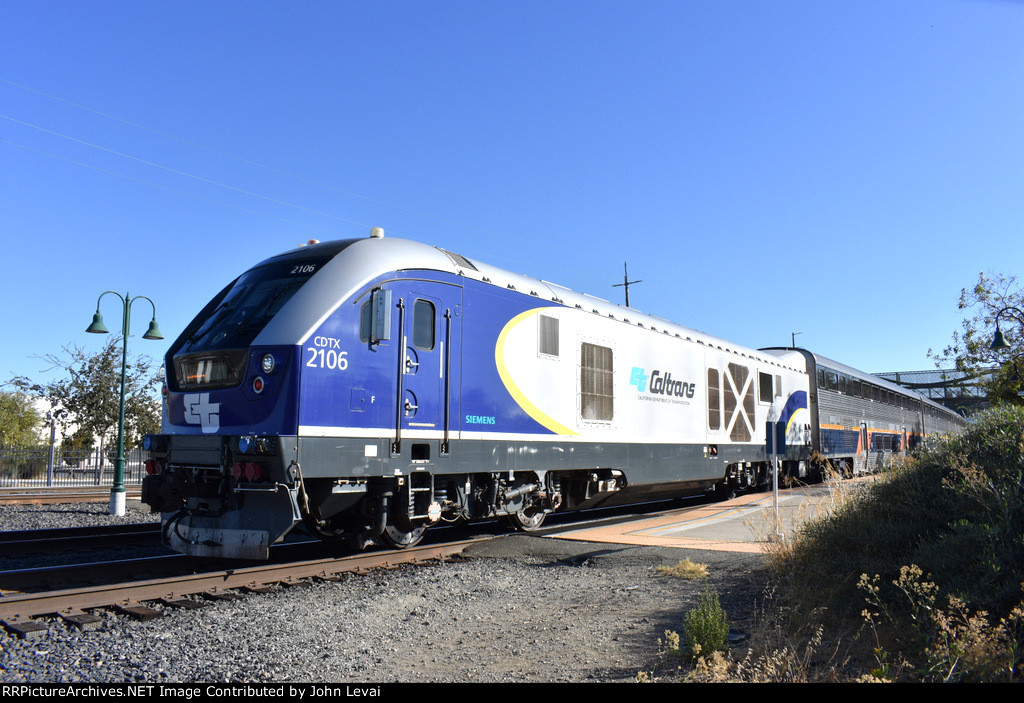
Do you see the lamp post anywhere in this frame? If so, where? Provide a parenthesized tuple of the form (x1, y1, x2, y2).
(989, 306, 1024, 352)
(86, 291, 163, 516)
(988, 305, 1024, 403)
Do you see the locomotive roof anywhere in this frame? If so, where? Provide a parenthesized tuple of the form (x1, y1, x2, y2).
(254, 233, 802, 373)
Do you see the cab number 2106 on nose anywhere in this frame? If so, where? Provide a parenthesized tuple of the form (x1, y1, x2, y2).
(305, 347, 348, 370)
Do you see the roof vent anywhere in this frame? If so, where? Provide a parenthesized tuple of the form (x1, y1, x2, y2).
(436, 248, 478, 271)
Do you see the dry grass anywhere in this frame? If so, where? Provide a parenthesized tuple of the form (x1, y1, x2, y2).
(657, 407, 1024, 682)
(654, 558, 710, 580)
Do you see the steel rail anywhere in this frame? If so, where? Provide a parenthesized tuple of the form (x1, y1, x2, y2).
(0, 487, 142, 505)
(0, 523, 160, 555)
(0, 537, 485, 624)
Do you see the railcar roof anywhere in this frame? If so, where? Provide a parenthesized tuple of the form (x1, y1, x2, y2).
(808, 350, 960, 418)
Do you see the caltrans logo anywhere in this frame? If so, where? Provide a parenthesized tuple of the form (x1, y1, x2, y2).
(629, 367, 650, 392)
(630, 366, 696, 399)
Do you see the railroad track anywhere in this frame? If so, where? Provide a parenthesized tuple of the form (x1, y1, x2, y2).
(0, 486, 142, 505)
(0, 522, 161, 556)
(0, 486, 811, 639)
(0, 537, 485, 638)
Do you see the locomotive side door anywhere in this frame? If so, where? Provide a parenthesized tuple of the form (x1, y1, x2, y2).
(389, 280, 463, 458)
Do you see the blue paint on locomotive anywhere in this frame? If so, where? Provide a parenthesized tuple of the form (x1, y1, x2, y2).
(458, 278, 562, 436)
(296, 274, 388, 432)
(779, 390, 808, 432)
(164, 346, 300, 436)
(291, 270, 563, 437)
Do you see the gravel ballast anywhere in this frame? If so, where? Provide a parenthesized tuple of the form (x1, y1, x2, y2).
(0, 502, 768, 683)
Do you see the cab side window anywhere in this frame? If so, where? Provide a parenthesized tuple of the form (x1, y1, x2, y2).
(413, 299, 435, 350)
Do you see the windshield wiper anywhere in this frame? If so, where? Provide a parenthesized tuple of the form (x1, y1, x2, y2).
(234, 283, 299, 333)
(186, 301, 237, 345)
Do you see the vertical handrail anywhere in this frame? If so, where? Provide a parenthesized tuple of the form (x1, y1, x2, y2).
(391, 298, 406, 457)
(442, 308, 452, 454)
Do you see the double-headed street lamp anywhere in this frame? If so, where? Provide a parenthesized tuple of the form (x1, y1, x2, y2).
(86, 291, 163, 516)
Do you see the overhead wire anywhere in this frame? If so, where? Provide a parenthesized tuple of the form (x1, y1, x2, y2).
(0, 138, 352, 235)
(0, 77, 606, 267)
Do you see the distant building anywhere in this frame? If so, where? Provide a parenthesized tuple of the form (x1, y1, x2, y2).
(874, 369, 989, 417)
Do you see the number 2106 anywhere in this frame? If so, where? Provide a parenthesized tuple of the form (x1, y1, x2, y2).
(305, 347, 348, 370)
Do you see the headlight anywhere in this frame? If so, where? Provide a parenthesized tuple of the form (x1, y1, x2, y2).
(261, 353, 276, 374)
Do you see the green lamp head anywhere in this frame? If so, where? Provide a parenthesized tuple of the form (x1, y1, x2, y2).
(86, 312, 109, 334)
(143, 318, 164, 340)
(990, 325, 1011, 352)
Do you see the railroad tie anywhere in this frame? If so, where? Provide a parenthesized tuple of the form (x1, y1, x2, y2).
(114, 603, 164, 621)
(59, 608, 104, 631)
(158, 597, 206, 610)
(1, 617, 49, 640)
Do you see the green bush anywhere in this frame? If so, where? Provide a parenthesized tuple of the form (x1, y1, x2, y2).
(0, 448, 48, 480)
(683, 587, 729, 661)
(771, 404, 1024, 680)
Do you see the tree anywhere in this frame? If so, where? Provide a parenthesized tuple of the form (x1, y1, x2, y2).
(0, 390, 45, 446)
(931, 272, 1024, 405)
(9, 338, 162, 451)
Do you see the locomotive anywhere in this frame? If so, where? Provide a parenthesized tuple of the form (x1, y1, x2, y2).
(141, 229, 965, 559)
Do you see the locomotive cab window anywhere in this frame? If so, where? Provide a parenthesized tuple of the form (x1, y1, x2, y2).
(169, 252, 333, 390)
(412, 299, 435, 350)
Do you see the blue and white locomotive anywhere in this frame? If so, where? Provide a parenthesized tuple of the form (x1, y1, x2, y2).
(142, 229, 964, 559)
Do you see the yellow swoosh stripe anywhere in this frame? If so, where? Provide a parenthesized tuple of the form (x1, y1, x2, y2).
(495, 308, 578, 436)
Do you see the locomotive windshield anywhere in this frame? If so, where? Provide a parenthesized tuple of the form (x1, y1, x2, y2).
(169, 252, 332, 390)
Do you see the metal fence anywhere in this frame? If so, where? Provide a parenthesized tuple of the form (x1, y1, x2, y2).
(0, 446, 146, 488)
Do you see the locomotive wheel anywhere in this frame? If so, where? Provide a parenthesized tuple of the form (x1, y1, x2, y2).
(509, 507, 547, 531)
(381, 523, 426, 549)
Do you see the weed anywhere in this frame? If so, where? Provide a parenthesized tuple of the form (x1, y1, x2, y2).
(683, 587, 729, 662)
(658, 629, 682, 657)
(859, 564, 1024, 681)
(654, 558, 709, 580)
(660, 406, 1024, 681)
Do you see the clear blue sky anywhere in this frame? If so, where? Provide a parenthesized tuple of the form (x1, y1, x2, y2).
(2, 0, 1021, 388)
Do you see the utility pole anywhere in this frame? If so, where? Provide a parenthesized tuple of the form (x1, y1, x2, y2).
(613, 263, 642, 308)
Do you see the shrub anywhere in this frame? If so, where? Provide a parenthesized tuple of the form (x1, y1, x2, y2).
(765, 404, 1024, 680)
(683, 587, 730, 661)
